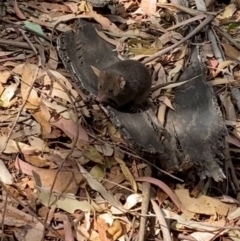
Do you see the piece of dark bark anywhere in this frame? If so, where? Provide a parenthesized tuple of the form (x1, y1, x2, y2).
(56, 19, 165, 154)
(163, 46, 227, 181)
(85, 0, 110, 7)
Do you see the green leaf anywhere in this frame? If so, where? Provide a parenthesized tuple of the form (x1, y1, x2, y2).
(24, 21, 45, 43)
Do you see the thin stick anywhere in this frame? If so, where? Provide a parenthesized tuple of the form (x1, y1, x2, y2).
(142, 15, 215, 64)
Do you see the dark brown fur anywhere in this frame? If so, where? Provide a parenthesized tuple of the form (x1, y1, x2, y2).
(96, 60, 151, 108)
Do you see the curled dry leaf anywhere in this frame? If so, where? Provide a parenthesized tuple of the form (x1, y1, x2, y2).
(94, 217, 112, 241)
(107, 219, 124, 240)
(123, 194, 142, 210)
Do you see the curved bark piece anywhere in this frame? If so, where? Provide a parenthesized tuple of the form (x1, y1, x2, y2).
(57, 19, 165, 154)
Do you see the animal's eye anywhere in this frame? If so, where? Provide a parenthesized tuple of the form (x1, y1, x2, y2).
(99, 84, 102, 89)
(109, 88, 113, 93)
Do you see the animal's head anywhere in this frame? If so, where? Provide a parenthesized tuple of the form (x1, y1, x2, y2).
(96, 70, 126, 108)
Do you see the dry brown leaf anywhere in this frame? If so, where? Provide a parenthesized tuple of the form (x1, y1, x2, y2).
(152, 63, 167, 97)
(0, 51, 15, 57)
(221, 43, 240, 60)
(209, 77, 237, 86)
(0, 159, 13, 184)
(219, 93, 237, 121)
(0, 83, 18, 108)
(83, 146, 105, 164)
(54, 213, 75, 241)
(42, 99, 71, 119)
(15, 155, 43, 176)
(95, 144, 114, 156)
(63, 2, 79, 13)
(157, 103, 167, 125)
(0, 70, 11, 83)
(175, 189, 236, 216)
(107, 123, 123, 143)
(13, 0, 26, 19)
(217, 3, 237, 20)
(29, 16, 73, 32)
(213, 60, 235, 77)
(49, 69, 78, 100)
(86, 5, 123, 35)
(34, 168, 84, 194)
(107, 220, 124, 240)
(159, 96, 174, 110)
(21, 63, 40, 109)
(226, 135, 240, 148)
(95, 29, 118, 46)
(115, 157, 137, 192)
(50, 116, 89, 146)
(90, 165, 105, 182)
(24, 155, 49, 168)
(140, 0, 157, 15)
(31, 108, 52, 136)
(47, 46, 58, 70)
(95, 217, 112, 241)
(232, 122, 240, 140)
(28, 136, 46, 151)
(41, 2, 70, 12)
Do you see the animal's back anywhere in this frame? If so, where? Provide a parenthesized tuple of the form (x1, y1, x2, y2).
(105, 60, 151, 97)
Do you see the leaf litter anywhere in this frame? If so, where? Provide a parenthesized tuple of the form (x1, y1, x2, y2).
(0, 0, 240, 241)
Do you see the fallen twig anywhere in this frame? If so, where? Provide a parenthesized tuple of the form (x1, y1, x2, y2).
(143, 14, 215, 64)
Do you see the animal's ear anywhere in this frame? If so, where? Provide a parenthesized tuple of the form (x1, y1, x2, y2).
(99, 70, 107, 79)
(91, 65, 101, 77)
(118, 76, 126, 89)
